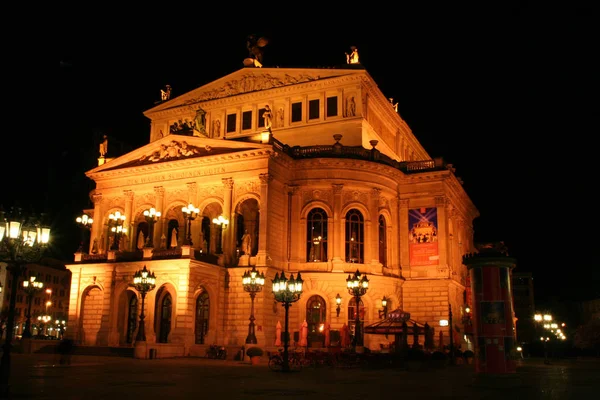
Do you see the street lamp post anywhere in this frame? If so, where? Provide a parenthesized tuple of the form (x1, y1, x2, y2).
(22, 276, 44, 338)
(108, 211, 126, 251)
(242, 266, 265, 344)
(37, 314, 51, 336)
(75, 213, 93, 253)
(211, 215, 229, 254)
(0, 207, 51, 397)
(143, 208, 161, 248)
(534, 313, 553, 364)
(55, 319, 66, 340)
(130, 265, 157, 342)
(182, 204, 199, 246)
(346, 269, 369, 347)
(272, 271, 304, 372)
(378, 296, 388, 319)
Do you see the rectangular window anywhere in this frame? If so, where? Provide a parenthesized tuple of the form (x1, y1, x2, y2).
(309, 99, 320, 120)
(226, 113, 237, 133)
(291, 102, 302, 122)
(60, 289, 65, 297)
(326, 96, 338, 117)
(242, 110, 252, 130)
(258, 107, 266, 128)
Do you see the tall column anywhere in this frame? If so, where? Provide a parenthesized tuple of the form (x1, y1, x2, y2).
(124, 190, 134, 251)
(154, 186, 165, 247)
(256, 173, 270, 265)
(435, 196, 448, 272)
(369, 188, 381, 266)
(331, 184, 344, 264)
(398, 198, 410, 275)
(222, 178, 234, 263)
(90, 193, 103, 254)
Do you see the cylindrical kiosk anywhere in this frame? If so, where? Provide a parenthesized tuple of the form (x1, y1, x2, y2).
(463, 242, 517, 374)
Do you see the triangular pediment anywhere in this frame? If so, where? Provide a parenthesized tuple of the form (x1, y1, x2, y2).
(88, 135, 269, 175)
(145, 66, 367, 115)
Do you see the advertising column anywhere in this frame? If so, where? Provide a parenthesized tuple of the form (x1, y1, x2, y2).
(463, 243, 517, 374)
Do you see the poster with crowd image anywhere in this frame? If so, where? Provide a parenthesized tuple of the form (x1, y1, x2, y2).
(408, 207, 439, 266)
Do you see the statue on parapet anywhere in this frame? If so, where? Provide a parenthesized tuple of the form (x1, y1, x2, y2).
(99, 135, 108, 157)
(244, 34, 268, 68)
(345, 46, 360, 64)
(160, 84, 172, 101)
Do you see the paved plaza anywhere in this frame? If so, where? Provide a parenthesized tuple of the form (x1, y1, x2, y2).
(4, 353, 599, 399)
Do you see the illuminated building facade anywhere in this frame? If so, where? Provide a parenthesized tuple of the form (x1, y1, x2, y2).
(65, 63, 480, 358)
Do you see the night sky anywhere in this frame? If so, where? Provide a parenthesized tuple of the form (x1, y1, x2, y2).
(6, 8, 596, 305)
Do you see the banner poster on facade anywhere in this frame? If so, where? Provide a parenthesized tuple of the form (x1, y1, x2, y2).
(408, 207, 439, 266)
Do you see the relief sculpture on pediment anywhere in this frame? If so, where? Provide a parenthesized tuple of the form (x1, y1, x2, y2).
(184, 74, 321, 104)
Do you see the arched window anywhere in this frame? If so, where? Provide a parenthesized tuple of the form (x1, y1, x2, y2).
(195, 292, 210, 344)
(378, 215, 387, 267)
(158, 293, 172, 343)
(307, 208, 328, 262)
(347, 297, 365, 344)
(345, 209, 364, 263)
(306, 295, 326, 347)
(126, 294, 137, 344)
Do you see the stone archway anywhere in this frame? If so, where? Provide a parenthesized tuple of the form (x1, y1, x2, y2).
(80, 285, 103, 345)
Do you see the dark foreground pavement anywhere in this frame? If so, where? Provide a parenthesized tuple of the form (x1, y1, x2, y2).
(3, 354, 599, 399)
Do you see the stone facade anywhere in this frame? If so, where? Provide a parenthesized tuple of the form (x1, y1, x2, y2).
(65, 65, 479, 358)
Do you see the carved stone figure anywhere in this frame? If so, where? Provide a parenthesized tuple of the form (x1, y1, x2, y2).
(99, 135, 108, 157)
(346, 96, 356, 117)
(277, 107, 284, 128)
(194, 108, 207, 135)
(345, 46, 359, 64)
(262, 105, 273, 131)
(241, 229, 252, 255)
(213, 119, 221, 137)
(160, 84, 172, 101)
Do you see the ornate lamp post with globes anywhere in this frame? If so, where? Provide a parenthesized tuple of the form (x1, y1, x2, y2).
(0, 206, 51, 396)
(346, 269, 369, 347)
(272, 271, 304, 372)
(75, 213, 93, 253)
(143, 208, 161, 248)
(108, 211, 126, 251)
(182, 203, 199, 246)
(130, 265, 157, 342)
(242, 266, 265, 344)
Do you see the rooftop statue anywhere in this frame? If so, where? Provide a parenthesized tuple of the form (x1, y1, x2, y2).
(160, 84, 172, 101)
(244, 34, 268, 68)
(345, 46, 360, 64)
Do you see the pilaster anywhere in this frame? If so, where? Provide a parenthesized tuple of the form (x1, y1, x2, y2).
(435, 196, 449, 271)
(399, 198, 410, 274)
(369, 188, 381, 266)
(91, 193, 103, 254)
(331, 184, 344, 266)
(124, 190, 134, 251)
(154, 186, 165, 247)
(222, 178, 234, 263)
(256, 173, 271, 265)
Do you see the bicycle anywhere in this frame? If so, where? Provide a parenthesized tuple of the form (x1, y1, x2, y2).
(268, 350, 302, 371)
(205, 344, 227, 360)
